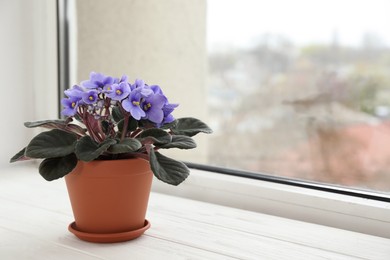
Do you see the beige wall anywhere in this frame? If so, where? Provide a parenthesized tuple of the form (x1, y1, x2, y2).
(74, 0, 209, 163)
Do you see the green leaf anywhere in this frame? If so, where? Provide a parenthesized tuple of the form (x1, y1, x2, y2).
(108, 138, 142, 154)
(65, 124, 87, 136)
(170, 117, 212, 137)
(25, 129, 77, 158)
(139, 128, 172, 145)
(160, 119, 178, 130)
(157, 135, 197, 149)
(75, 136, 116, 161)
(112, 106, 124, 122)
(39, 153, 78, 181)
(24, 119, 68, 129)
(118, 117, 138, 133)
(10, 147, 31, 163)
(25, 119, 86, 136)
(101, 120, 111, 135)
(149, 150, 189, 185)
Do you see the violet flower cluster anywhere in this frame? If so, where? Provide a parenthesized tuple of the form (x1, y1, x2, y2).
(61, 72, 178, 142)
(10, 72, 212, 185)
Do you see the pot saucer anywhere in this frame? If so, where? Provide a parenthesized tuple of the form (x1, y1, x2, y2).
(68, 219, 150, 243)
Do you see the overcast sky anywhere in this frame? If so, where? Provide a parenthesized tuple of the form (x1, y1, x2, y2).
(207, 0, 390, 50)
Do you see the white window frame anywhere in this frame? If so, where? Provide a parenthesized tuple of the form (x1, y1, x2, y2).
(153, 168, 390, 238)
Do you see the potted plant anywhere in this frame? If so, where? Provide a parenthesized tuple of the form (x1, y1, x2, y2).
(10, 72, 212, 243)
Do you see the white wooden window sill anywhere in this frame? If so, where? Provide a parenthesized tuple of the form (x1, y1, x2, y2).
(1, 166, 389, 259)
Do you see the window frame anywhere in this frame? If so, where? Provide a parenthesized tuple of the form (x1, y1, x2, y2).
(153, 166, 390, 238)
(57, 0, 70, 118)
(186, 162, 390, 203)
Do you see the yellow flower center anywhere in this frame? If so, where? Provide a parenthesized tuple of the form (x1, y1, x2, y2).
(144, 103, 151, 110)
(132, 101, 140, 106)
(71, 102, 76, 108)
(116, 89, 122, 95)
(89, 96, 94, 101)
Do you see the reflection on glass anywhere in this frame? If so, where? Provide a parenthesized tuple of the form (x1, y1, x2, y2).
(207, 0, 390, 191)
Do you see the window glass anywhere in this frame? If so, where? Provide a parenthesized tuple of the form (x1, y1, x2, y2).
(207, 0, 390, 192)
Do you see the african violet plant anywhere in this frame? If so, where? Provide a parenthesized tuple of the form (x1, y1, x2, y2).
(10, 72, 212, 185)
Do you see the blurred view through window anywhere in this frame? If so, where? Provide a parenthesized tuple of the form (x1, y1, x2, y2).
(206, 0, 390, 192)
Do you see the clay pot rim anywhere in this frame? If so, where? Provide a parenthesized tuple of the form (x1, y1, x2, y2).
(77, 157, 150, 164)
(70, 157, 152, 178)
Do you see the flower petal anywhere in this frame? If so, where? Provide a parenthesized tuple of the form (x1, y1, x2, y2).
(147, 108, 164, 123)
(131, 106, 146, 120)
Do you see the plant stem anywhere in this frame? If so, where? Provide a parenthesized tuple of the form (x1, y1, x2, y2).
(130, 128, 142, 138)
(121, 114, 129, 141)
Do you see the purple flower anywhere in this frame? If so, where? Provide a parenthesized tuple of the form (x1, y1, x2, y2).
(122, 89, 146, 120)
(61, 97, 80, 116)
(162, 103, 178, 124)
(62, 73, 179, 126)
(82, 90, 99, 104)
(113, 75, 128, 84)
(103, 84, 113, 94)
(81, 72, 114, 89)
(131, 79, 145, 90)
(64, 85, 84, 99)
(142, 94, 168, 124)
(130, 79, 153, 95)
(149, 85, 164, 95)
(106, 82, 130, 101)
(148, 85, 178, 125)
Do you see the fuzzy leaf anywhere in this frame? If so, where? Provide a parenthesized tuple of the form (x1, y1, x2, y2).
(149, 150, 189, 185)
(156, 135, 197, 149)
(139, 128, 171, 145)
(101, 120, 111, 135)
(108, 138, 142, 154)
(118, 117, 138, 133)
(75, 136, 116, 161)
(160, 120, 178, 130)
(65, 124, 87, 136)
(25, 129, 77, 158)
(170, 117, 212, 137)
(25, 119, 86, 136)
(24, 119, 68, 129)
(39, 153, 77, 181)
(10, 147, 31, 163)
(112, 106, 124, 122)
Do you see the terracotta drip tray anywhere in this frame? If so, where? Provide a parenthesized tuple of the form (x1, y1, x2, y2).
(68, 219, 150, 243)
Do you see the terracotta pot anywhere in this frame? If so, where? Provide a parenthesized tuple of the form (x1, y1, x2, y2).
(65, 157, 153, 243)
